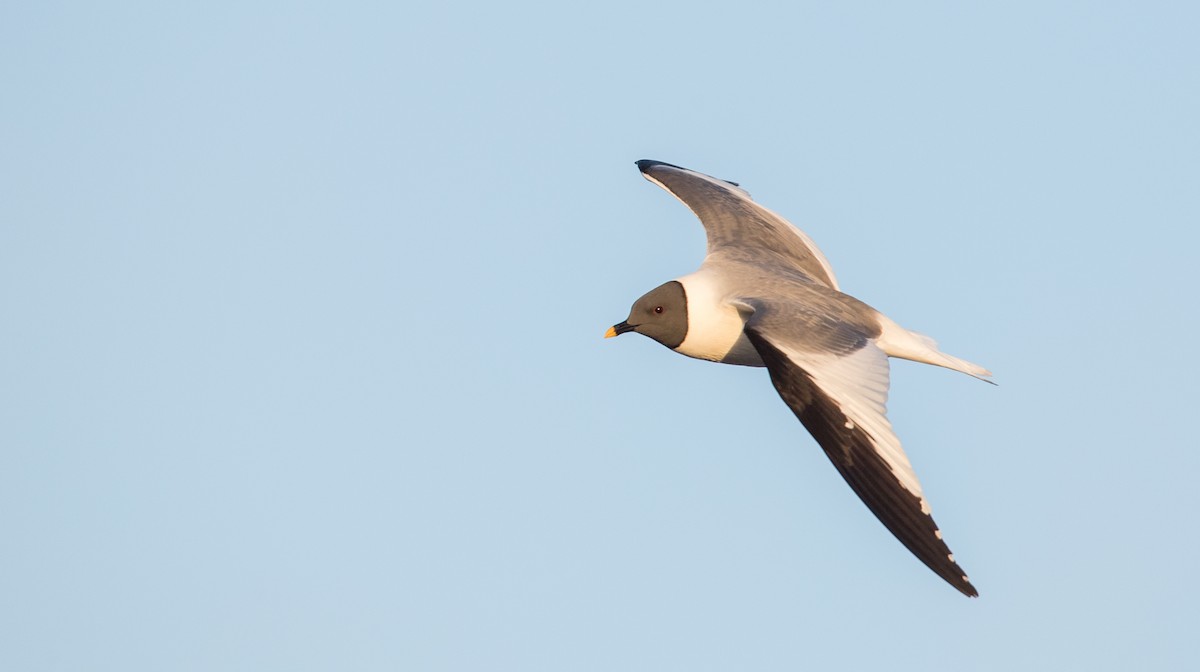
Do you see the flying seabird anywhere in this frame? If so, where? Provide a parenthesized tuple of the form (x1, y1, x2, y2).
(606, 160, 992, 597)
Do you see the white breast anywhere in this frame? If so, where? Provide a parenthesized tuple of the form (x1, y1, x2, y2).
(675, 269, 764, 367)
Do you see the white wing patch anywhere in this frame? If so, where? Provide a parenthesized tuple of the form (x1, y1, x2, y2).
(774, 340, 931, 513)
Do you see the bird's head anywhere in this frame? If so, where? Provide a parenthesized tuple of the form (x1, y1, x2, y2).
(605, 281, 688, 349)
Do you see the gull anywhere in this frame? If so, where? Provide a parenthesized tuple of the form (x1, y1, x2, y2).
(606, 160, 992, 597)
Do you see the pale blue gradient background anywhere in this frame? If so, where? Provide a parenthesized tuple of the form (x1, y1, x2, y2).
(3, 2, 1198, 670)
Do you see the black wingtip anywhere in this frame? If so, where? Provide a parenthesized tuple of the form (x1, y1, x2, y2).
(954, 573, 980, 598)
(744, 328, 982, 599)
(634, 159, 740, 187)
(635, 159, 685, 173)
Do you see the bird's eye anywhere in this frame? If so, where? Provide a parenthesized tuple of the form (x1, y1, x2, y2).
(654, 306, 664, 314)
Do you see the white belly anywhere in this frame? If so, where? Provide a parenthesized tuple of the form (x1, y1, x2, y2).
(675, 270, 765, 367)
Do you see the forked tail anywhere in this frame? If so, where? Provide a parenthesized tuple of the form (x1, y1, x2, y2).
(875, 315, 994, 384)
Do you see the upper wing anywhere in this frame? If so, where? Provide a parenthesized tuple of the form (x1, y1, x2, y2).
(742, 304, 978, 597)
(636, 160, 840, 289)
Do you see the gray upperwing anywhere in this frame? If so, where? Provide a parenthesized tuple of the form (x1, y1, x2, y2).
(636, 160, 840, 289)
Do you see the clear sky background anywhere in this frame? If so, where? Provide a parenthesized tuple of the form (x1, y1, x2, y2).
(3, 2, 1198, 670)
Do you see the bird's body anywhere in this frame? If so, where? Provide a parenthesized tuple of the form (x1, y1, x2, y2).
(672, 267, 763, 365)
(607, 160, 992, 597)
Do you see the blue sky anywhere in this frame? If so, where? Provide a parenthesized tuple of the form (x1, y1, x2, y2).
(3, 2, 1198, 670)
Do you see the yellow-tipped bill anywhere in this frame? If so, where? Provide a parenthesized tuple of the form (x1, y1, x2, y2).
(605, 321, 634, 339)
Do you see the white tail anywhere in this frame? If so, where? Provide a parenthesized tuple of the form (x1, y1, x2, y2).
(875, 315, 994, 384)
